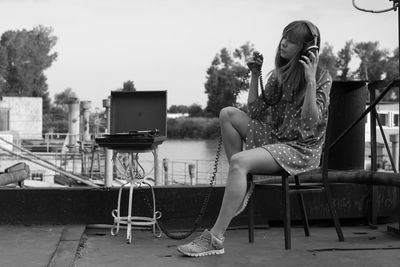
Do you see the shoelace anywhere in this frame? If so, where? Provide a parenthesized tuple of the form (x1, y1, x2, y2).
(192, 233, 210, 246)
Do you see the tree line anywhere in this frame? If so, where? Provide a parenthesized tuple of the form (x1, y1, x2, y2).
(0, 25, 398, 136)
(195, 41, 399, 117)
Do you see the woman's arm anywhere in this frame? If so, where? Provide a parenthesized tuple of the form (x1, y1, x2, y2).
(247, 52, 263, 105)
(247, 69, 261, 105)
(301, 79, 319, 125)
(299, 51, 319, 128)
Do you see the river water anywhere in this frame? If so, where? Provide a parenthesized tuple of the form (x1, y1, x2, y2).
(158, 139, 226, 161)
(102, 139, 230, 186)
(145, 139, 230, 185)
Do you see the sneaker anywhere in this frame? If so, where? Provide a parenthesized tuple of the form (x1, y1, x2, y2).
(177, 230, 224, 257)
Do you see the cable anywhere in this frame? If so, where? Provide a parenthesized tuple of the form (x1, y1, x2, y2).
(151, 135, 223, 240)
(110, 59, 251, 240)
(154, 67, 255, 239)
(352, 0, 399, 13)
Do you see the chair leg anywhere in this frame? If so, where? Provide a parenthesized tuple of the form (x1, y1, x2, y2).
(323, 181, 344, 242)
(294, 176, 310, 237)
(248, 189, 255, 243)
(282, 174, 291, 249)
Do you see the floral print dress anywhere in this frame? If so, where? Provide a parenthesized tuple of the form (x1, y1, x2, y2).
(245, 69, 332, 175)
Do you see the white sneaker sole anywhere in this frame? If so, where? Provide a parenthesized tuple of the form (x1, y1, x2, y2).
(177, 247, 225, 257)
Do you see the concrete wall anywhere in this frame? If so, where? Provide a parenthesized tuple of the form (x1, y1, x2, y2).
(0, 185, 397, 226)
(0, 97, 42, 140)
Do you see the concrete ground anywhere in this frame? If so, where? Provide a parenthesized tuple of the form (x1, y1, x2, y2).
(1, 224, 400, 267)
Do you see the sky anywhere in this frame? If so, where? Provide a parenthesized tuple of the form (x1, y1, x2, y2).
(0, 0, 398, 110)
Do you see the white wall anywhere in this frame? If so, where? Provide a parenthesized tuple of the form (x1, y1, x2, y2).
(0, 97, 42, 140)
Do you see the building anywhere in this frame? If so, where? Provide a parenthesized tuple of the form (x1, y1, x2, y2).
(365, 102, 399, 143)
(0, 96, 42, 140)
(365, 102, 399, 170)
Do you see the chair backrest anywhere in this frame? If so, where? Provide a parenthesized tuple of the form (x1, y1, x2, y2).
(324, 81, 367, 170)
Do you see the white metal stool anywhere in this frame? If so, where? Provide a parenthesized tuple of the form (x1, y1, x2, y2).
(110, 150, 162, 244)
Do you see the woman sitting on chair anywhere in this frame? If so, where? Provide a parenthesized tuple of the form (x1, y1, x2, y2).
(178, 20, 332, 257)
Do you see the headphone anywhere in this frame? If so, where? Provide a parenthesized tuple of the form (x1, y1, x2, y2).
(302, 20, 320, 56)
(261, 21, 321, 106)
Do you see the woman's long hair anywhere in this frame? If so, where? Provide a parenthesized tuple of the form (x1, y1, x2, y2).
(273, 20, 321, 98)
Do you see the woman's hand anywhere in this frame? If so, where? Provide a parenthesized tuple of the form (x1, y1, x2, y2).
(247, 51, 263, 73)
(299, 50, 319, 83)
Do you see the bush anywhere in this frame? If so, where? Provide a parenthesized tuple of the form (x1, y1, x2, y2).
(167, 117, 220, 139)
(201, 118, 220, 138)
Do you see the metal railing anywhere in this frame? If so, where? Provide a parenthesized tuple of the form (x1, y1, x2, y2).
(161, 159, 228, 185)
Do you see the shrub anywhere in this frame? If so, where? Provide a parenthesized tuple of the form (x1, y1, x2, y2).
(167, 117, 220, 139)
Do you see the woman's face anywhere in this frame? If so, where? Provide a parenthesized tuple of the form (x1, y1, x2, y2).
(280, 36, 300, 60)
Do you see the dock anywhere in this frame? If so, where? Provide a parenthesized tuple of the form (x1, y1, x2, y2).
(2, 224, 400, 266)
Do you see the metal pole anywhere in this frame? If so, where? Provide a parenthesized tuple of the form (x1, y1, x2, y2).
(103, 98, 113, 187)
(163, 158, 169, 185)
(153, 146, 160, 185)
(390, 134, 399, 170)
(196, 160, 199, 184)
(397, 1, 400, 170)
(68, 99, 80, 152)
(388, 0, 400, 234)
(188, 163, 195, 185)
(397, 0, 400, 232)
(80, 101, 92, 142)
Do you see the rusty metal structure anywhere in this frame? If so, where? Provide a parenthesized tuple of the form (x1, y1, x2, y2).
(352, 0, 400, 233)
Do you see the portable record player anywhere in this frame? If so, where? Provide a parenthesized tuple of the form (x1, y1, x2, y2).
(95, 129, 165, 151)
(95, 90, 167, 151)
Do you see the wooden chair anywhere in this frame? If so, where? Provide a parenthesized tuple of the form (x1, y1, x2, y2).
(246, 84, 356, 249)
(246, 166, 344, 249)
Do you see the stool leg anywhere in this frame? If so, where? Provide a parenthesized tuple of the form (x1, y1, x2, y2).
(282, 175, 291, 249)
(294, 176, 310, 236)
(248, 189, 255, 243)
(127, 182, 134, 244)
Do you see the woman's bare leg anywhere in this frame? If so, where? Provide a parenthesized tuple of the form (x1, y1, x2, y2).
(219, 107, 250, 162)
(208, 106, 282, 238)
(210, 148, 282, 238)
(177, 107, 282, 256)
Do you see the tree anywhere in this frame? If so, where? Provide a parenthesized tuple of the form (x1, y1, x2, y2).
(204, 43, 254, 117)
(0, 45, 6, 91)
(188, 103, 204, 117)
(0, 25, 57, 112)
(44, 88, 79, 133)
(383, 47, 399, 102)
(43, 106, 68, 133)
(385, 47, 399, 80)
(54, 87, 78, 111)
(318, 42, 338, 79)
(336, 40, 354, 80)
(168, 104, 189, 113)
(353, 41, 388, 80)
(121, 80, 136, 91)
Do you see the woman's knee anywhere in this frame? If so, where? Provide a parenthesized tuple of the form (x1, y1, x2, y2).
(229, 152, 250, 173)
(219, 106, 249, 140)
(219, 106, 239, 123)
